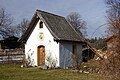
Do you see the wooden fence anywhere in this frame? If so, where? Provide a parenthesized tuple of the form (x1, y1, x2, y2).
(0, 49, 25, 64)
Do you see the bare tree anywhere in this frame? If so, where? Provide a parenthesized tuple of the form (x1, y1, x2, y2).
(66, 12, 87, 37)
(72, 52, 82, 72)
(14, 18, 29, 37)
(0, 8, 13, 39)
(106, 0, 120, 36)
(101, 0, 120, 80)
(46, 52, 57, 69)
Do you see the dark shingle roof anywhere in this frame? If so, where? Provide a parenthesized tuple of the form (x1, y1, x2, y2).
(20, 10, 85, 43)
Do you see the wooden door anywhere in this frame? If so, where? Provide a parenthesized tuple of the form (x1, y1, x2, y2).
(38, 46, 45, 66)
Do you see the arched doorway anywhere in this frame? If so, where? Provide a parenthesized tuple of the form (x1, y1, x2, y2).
(37, 45, 45, 66)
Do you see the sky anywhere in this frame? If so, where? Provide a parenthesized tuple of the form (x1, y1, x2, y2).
(0, 0, 108, 38)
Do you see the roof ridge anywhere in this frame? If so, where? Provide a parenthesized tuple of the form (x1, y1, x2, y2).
(36, 9, 65, 18)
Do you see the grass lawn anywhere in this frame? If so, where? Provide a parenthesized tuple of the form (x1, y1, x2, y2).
(0, 64, 111, 80)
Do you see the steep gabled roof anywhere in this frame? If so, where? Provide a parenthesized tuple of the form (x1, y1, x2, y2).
(20, 10, 85, 43)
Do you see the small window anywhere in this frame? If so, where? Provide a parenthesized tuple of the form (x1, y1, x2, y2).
(72, 43, 77, 54)
(39, 21, 43, 28)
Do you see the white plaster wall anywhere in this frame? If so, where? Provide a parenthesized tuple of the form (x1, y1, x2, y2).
(25, 20, 59, 67)
(77, 43, 83, 62)
(59, 42, 72, 68)
(59, 42, 82, 68)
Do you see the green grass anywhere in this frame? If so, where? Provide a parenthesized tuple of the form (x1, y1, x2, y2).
(0, 64, 111, 80)
(81, 60, 101, 68)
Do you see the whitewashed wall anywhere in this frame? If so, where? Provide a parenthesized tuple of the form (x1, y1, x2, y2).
(59, 42, 72, 68)
(25, 20, 59, 67)
(77, 44, 83, 62)
(59, 42, 82, 68)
